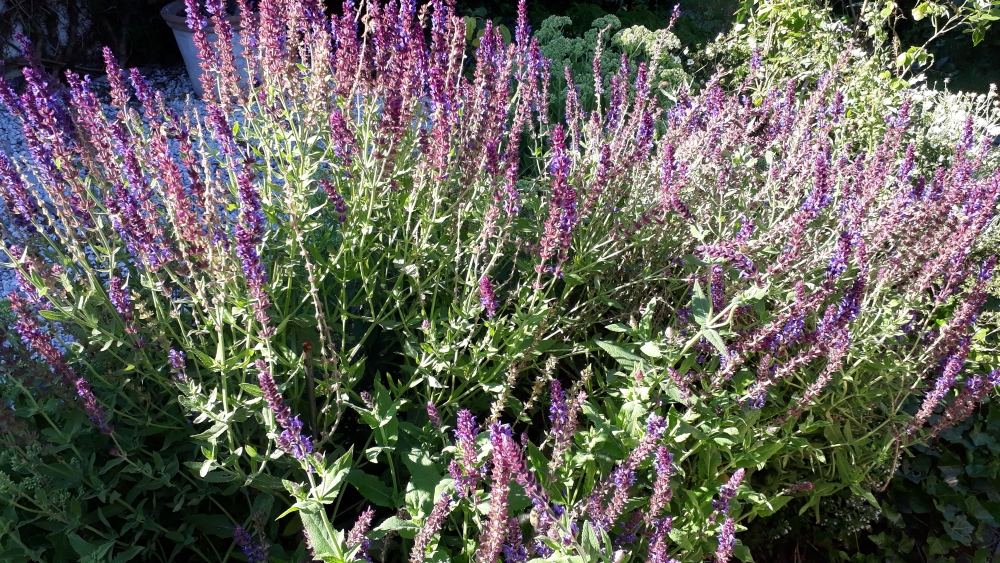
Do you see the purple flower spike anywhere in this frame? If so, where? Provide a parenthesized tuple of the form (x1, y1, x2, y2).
(716, 517, 736, 563)
(736, 215, 755, 242)
(322, 181, 348, 223)
(10, 293, 109, 433)
(257, 360, 314, 464)
(538, 125, 577, 269)
(0, 150, 41, 228)
(233, 526, 267, 563)
(502, 516, 529, 563)
(476, 424, 522, 563)
(648, 446, 674, 522)
(548, 379, 586, 473)
(479, 276, 498, 318)
(699, 245, 758, 281)
(411, 494, 454, 563)
(168, 349, 187, 380)
(713, 468, 746, 516)
(710, 264, 726, 313)
(348, 506, 375, 562)
(427, 401, 441, 429)
(450, 409, 481, 497)
(109, 275, 137, 334)
(648, 516, 675, 563)
(234, 161, 272, 329)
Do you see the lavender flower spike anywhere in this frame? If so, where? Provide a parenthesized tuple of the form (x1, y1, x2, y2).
(410, 494, 454, 563)
(712, 468, 746, 516)
(648, 446, 674, 523)
(168, 349, 187, 380)
(480, 276, 498, 318)
(109, 274, 137, 334)
(449, 409, 481, 497)
(10, 293, 109, 433)
(348, 506, 375, 562)
(257, 360, 314, 463)
(716, 517, 736, 563)
(476, 424, 521, 563)
(427, 401, 442, 429)
(233, 526, 267, 563)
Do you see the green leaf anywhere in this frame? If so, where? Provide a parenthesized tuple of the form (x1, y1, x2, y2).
(248, 472, 285, 492)
(973, 26, 986, 45)
(191, 421, 229, 442)
(944, 514, 975, 545)
(347, 470, 397, 507)
(68, 534, 97, 557)
(734, 543, 754, 562)
(112, 546, 145, 563)
(579, 522, 601, 558)
(701, 328, 728, 357)
(640, 341, 662, 358)
(240, 383, 265, 398)
(692, 280, 709, 326)
(371, 516, 420, 539)
(315, 448, 353, 502)
(965, 496, 996, 525)
(300, 504, 344, 560)
(595, 340, 643, 371)
(403, 447, 443, 518)
(184, 514, 237, 538)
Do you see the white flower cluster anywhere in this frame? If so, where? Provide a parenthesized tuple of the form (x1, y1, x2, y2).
(910, 83, 1000, 155)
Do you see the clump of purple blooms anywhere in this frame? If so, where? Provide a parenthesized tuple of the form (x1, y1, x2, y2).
(3, 0, 1000, 560)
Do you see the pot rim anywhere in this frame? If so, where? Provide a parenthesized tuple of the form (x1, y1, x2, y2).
(160, 0, 242, 33)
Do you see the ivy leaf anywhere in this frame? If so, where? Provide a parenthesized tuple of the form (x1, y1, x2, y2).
(943, 514, 975, 545)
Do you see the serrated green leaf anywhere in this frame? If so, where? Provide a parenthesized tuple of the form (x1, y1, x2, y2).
(347, 470, 396, 507)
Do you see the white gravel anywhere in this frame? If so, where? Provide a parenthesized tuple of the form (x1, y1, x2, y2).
(0, 65, 201, 299)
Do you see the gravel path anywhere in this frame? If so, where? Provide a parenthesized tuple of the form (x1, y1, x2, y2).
(1, 65, 200, 298)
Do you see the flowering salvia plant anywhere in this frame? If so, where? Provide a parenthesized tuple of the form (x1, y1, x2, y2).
(2, 0, 999, 560)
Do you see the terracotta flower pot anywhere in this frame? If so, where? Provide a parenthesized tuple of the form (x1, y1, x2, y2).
(160, 0, 247, 98)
